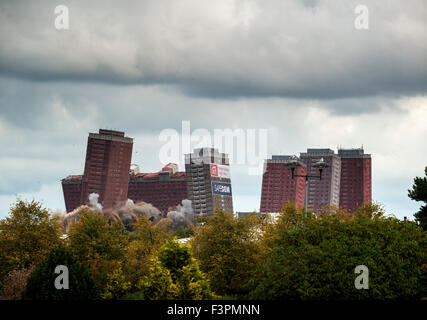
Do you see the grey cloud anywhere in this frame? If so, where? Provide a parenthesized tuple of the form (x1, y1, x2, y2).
(0, 0, 426, 101)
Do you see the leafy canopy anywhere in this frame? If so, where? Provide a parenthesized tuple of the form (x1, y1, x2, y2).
(191, 209, 266, 297)
(67, 209, 129, 289)
(134, 240, 214, 300)
(408, 166, 427, 230)
(23, 243, 99, 300)
(248, 204, 427, 300)
(0, 199, 62, 284)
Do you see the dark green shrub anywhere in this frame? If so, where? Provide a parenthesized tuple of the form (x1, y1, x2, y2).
(23, 244, 99, 300)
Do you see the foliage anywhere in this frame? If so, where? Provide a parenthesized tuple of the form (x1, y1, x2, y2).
(22, 244, 99, 300)
(173, 225, 194, 238)
(123, 216, 172, 290)
(0, 199, 62, 285)
(247, 205, 427, 300)
(133, 240, 214, 300)
(408, 167, 427, 230)
(191, 209, 266, 297)
(0, 265, 35, 300)
(134, 257, 178, 300)
(67, 209, 129, 289)
(129, 216, 172, 258)
(158, 239, 192, 280)
(102, 261, 131, 300)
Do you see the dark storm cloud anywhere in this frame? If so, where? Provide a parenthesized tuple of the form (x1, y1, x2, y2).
(0, 0, 426, 220)
(0, 0, 426, 101)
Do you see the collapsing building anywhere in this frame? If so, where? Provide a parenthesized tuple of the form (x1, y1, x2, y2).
(62, 129, 234, 216)
(127, 163, 188, 214)
(62, 163, 188, 215)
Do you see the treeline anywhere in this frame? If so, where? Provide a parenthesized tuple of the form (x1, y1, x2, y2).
(0, 199, 426, 300)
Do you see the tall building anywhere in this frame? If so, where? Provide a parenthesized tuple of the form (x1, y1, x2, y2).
(338, 148, 372, 212)
(62, 164, 188, 214)
(260, 156, 307, 213)
(79, 129, 133, 209)
(61, 175, 83, 212)
(300, 148, 341, 212)
(185, 148, 233, 216)
(127, 163, 187, 214)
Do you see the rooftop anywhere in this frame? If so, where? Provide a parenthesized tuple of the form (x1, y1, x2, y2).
(90, 128, 133, 143)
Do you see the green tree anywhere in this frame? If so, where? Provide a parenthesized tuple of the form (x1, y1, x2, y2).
(67, 209, 128, 290)
(191, 209, 265, 297)
(158, 239, 192, 281)
(124, 216, 172, 290)
(248, 207, 427, 300)
(0, 199, 62, 285)
(22, 244, 99, 300)
(173, 225, 194, 238)
(134, 240, 214, 300)
(102, 261, 131, 300)
(408, 166, 427, 230)
(134, 257, 178, 300)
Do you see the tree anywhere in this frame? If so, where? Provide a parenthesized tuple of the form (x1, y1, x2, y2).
(191, 209, 266, 297)
(173, 225, 194, 239)
(0, 199, 62, 285)
(129, 216, 172, 258)
(102, 261, 131, 300)
(134, 240, 214, 300)
(158, 238, 192, 281)
(133, 257, 178, 300)
(67, 209, 128, 290)
(22, 244, 99, 300)
(248, 207, 427, 300)
(123, 216, 172, 290)
(0, 266, 35, 300)
(408, 166, 427, 230)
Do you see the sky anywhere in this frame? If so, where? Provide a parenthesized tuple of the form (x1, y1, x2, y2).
(0, 0, 426, 219)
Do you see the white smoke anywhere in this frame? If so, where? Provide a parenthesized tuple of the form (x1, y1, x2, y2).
(57, 195, 195, 233)
(167, 199, 195, 228)
(116, 199, 162, 227)
(55, 193, 102, 232)
(88, 193, 103, 211)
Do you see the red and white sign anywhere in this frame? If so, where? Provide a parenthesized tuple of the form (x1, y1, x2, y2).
(210, 164, 230, 178)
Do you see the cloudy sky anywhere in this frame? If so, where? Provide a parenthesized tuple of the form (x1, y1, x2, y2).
(0, 0, 426, 219)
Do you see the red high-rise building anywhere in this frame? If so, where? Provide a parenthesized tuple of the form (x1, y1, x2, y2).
(127, 164, 188, 214)
(79, 129, 133, 209)
(260, 156, 306, 212)
(61, 175, 83, 212)
(62, 163, 188, 214)
(338, 148, 372, 212)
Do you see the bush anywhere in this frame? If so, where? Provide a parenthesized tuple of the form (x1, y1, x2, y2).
(0, 266, 35, 300)
(23, 244, 99, 300)
(0, 199, 62, 284)
(248, 208, 427, 300)
(133, 240, 215, 300)
(102, 261, 132, 300)
(191, 209, 266, 297)
(68, 209, 129, 290)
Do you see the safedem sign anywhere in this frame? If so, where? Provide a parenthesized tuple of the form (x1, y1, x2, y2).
(212, 181, 232, 196)
(210, 164, 230, 178)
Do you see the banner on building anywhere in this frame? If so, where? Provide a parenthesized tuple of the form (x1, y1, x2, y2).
(210, 163, 230, 178)
(211, 181, 232, 196)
